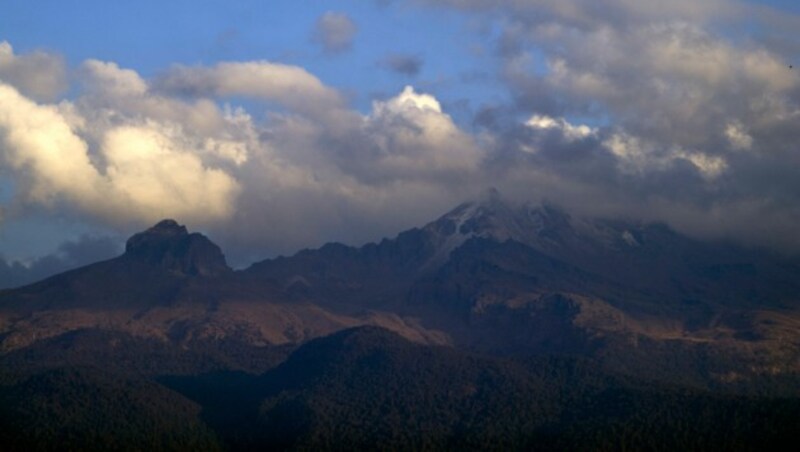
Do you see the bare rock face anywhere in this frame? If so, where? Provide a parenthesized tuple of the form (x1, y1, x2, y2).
(124, 220, 230, 277)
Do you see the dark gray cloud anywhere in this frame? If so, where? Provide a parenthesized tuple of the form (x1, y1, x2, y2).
(0, 235, 121, 289)
(408, 0, 800, 253)
(312, 12, 358, 54)
(381, 53, 424, 76)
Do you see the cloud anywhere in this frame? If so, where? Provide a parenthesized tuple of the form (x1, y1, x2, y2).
(101, 123, 242, 222)
(525, 114, 594, 142)
(312, 12, 358, 54)
(152, 61, 344, 115)
(420, 0, 736, 28)
(0, 45, 483, 262)
(0, 235, 120, 289)
(0, 83, 104, 208)
(0, 41, 66, 101)
(364, 86, 483, 175)
(725, 122, 753, 151)
(0, 78, 242, 228)
(4, 0, 800, 268)
(413, 0, 800, 251)
(218, 85, 485, 257)
(381, 53, 424, 76)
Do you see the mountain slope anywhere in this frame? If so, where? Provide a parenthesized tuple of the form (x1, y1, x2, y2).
(0, 220, 447, 352)
(165, 326, 800, 451)
(1, 192, 799, 389)
(244, 190, 800, 384)
(0, 367, 222, 451)
(0, 219, 233, 313)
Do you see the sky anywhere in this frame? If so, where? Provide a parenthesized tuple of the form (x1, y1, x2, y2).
(1, 0, 800, 286)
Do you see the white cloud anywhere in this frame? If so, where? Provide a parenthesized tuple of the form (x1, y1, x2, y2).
(603, 132, 660, 175)
(4, 1, 800, 263)
(81, 60, 232, 138)
(377, 85, 444, 113)
(424, 0, 800, 250)
(1, 47, 485, 259)
(0, 80, 241, 227)
(0, 41, 66, 101)
(603, 130, 727, 179)
(153, 61, 344, 115)
(725, 122, 753, 151)
(83, 59, 148, 97)
(675, 150, 728, 179)
(0, 83, 102, 207)
(365, 86, 484, 175)
(102, 123, 241, 222)
(526, 114, 595, 141)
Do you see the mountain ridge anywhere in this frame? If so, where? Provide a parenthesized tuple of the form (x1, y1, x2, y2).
(1, 191, 799, 389)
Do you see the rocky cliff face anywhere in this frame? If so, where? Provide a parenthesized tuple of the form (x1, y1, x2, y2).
(124, 220, 231, 277)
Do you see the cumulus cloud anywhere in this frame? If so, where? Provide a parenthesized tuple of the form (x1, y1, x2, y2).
(312, 12, 358, 54)
(381, 53, 424, 76)
(364, 86, 483, 175)
(0, 44, 485, 262)
(0, 83, 103, 208)
(0, 78, 241, 228)
(101, 123, 241, 222)
(218, 85, 485, 256)
(4, 0, 800, 267)
(0, 41, 66, 101)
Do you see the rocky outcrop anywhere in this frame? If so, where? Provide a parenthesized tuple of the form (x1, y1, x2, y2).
(125, 220, 230, 277)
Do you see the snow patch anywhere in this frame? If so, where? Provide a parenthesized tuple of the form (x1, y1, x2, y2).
(622, 230, 640, 247)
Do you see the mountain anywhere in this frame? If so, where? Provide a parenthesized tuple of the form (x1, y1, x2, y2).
(1, 193, 800, 449)
(0, 219, 232, 313)
(0, 367, 222, 451)
(164, 326, 799, 451)
(124, 219, 231, 277)
(0, 219, 445, 353)
(1, 190, 800, 389)
(243, 190, 800, 385)
(248, 188, 800, 312)
(2, 326, 796, 451)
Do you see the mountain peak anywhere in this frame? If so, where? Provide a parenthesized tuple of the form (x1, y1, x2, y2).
(432, 189, 520, 237)
(418, 190, 522, 267)
(124, 220, 230, 277)
(125, 219, 188, 254)
(148, 219, 188, 236)
(476, 186, 502, 205)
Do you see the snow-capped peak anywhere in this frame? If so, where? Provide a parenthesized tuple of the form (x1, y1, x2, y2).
(421, 189, 568, 267)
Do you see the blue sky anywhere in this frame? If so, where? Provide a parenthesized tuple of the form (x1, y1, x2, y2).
(0, 1, 502, 116)
(1, 0, 800, 285)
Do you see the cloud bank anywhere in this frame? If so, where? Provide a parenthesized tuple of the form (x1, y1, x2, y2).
(423, 0, 800, 249)
(1, 0, 800, 268)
